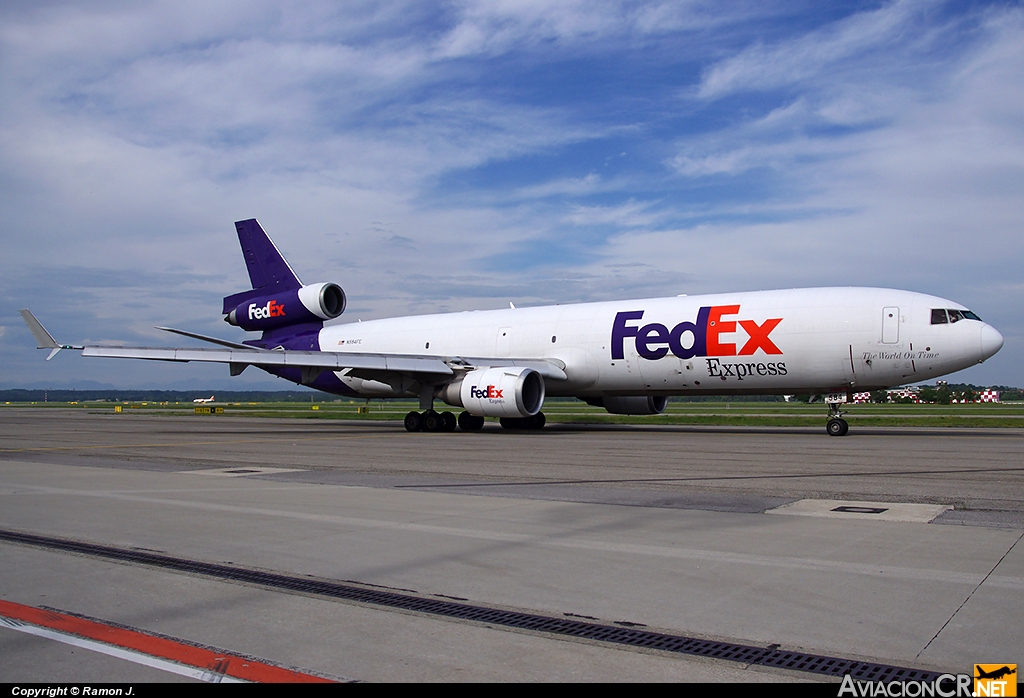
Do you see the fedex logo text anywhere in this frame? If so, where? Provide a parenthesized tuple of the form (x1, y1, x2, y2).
(248, 300, 286, 320)
(470, 385, 504, 399)
(612, 306, 782, 361)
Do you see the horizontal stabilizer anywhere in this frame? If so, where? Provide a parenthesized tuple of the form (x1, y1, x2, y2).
(156, 326, 256, 350)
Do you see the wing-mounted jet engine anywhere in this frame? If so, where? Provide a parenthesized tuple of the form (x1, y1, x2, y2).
(435, 366, 546, 431)
(584, 396, 668, 415)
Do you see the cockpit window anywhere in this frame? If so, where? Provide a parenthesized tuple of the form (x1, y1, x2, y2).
(931, 308, 982, 325)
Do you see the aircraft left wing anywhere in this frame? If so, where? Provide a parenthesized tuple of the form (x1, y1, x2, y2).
(81, 344, 455, 374)
(20, 310, 567, 382)
(80, 346, 568, 380)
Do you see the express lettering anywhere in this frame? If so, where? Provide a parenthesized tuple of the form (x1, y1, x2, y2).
(612, 306, 782, 360)
(248, 300, 286, 320)
(470, 385, 504, 399)
(705, 358, 787, 380)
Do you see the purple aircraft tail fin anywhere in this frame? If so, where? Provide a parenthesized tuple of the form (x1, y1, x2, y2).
(222, 219, 304, 314)
(220, 219, 344, 354)
(234, 219, 302, 293)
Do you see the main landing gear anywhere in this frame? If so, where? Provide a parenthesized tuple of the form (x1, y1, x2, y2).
(404, 410, 545, 432)
(826, 402, 849, 437)
(404, 410, 456, 432)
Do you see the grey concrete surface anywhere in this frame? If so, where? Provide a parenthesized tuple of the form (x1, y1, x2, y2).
(0, 409, 1021, 682)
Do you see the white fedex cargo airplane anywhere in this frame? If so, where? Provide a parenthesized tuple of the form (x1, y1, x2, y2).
(21, 219, 1004, 436)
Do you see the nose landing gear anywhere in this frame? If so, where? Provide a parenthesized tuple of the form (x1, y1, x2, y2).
(826, 401, 849, 436)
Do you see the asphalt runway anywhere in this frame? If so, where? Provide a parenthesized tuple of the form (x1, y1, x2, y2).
(1, 409, 1021, 682)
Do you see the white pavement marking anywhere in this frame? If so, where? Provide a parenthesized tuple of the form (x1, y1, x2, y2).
(0, 616, 243, 683)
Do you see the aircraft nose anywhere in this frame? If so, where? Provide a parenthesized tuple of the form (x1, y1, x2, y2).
(980, 323, 1004, 361)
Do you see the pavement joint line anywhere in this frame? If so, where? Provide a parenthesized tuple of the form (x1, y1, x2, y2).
(915, 529, 1024, 660)
(0, 598, 338, 683)
(394, 466, 1024, 488)
(4, 497, 1021, 586)
(0, 433, 391, 453)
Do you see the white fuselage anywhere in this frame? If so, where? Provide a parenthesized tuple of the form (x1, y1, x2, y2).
(318, 287, 1002, 399)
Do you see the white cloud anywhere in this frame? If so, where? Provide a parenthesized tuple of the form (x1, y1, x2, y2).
(564, 199, 662, 228)
(697, 0, 939, 99)
(515, 173, 603, 198)
(1, 2, 1021, 388)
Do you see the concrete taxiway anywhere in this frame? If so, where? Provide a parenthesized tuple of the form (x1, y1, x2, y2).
(1, 409, 1021, 682)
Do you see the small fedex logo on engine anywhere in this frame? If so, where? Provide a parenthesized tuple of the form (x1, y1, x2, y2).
(612, 306, 782, 360)
(470, 385, 504, 399)
(248, 299, 286, 320)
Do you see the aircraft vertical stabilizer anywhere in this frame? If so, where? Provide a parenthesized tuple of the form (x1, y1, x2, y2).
(235, 219, 302, 293)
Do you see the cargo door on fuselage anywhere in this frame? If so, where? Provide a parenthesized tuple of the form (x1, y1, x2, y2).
(882, 307, 899, 344)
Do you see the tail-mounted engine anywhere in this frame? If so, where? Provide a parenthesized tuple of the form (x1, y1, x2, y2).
(440, 366, 545, 418)
(585, 395, 668, 415)
(224, 282, 346, 332)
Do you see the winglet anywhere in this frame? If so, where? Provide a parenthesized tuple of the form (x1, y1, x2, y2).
(19, 309, 81, 360)
(20, 309, 59, 349)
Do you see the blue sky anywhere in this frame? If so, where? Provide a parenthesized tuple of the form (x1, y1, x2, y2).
(2, 0, 1022, 390)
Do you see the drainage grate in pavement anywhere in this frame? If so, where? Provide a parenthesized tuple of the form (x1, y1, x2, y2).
(0, 528, 948, 682)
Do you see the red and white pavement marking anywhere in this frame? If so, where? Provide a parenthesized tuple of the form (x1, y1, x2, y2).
(0, 599, 335, 683)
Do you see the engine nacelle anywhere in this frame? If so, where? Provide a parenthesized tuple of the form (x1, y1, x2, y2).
(225, 282, 346, 331)
(585, 395, 668, 415)
(441, 367, 545, 418)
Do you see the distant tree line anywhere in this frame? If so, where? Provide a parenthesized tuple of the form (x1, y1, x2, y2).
(2, 384, 1019, 404)
(0, 389, 322, 403)
(671, 395, 785, 402)
(872, 383, 1021, 404)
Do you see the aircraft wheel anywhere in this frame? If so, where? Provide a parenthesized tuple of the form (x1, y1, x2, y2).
(441, 411, 457, 432)
(500, 415, 545, 430)
(404, 411, 422, 432)
(826, 418, 849, 436)
(458, 411, 484, 431)
(423, 410, 444, 432)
